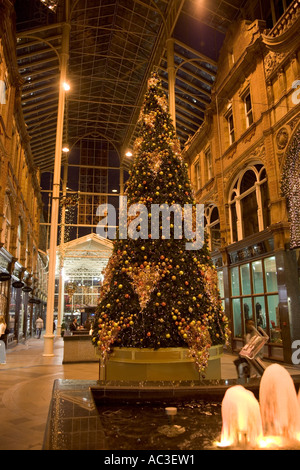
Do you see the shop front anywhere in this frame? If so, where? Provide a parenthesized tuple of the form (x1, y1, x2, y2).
(212, 228, 300, 363)
(0, 247, 41, 345)
(8, 263, 28, 345)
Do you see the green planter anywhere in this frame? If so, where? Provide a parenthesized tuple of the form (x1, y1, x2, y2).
(96, 345, 223, 382)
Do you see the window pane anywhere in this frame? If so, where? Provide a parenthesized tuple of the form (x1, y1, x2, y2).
(217, 270, 224, 298)
(211, 223, 221, 251)
(241, 191, 259, 237)
(240, 170, 256, 193)
(206, 149, 212, 180)
(233, 298, 242, 337)
(9, 286, 17, 334)
(231, 267, 240, 296)
(252, 260, 264, 293)
(241, 264, 251, 295)
(242, 297, 253, 322)
(19, 293, 25, 336)
(267, 295, 282, 344)
(228, 114, 234, 131)
(247, 111, 253, 126)
(264, 256, 278, 292)
(245, 93, 252, 113)
(245, 94, 253, 127)
(261, 181, 270, 229)
(211, 206, 219, 222)
(228, 113, 235, 144)
(254, 296, 266, 329)
(230, 202, 238, 242)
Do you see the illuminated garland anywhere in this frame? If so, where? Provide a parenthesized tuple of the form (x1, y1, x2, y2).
(281, 127, 300, 249)
(60, 193, 80, 207)
(59, 193, 80, 247)
(65, 281, 77, 301)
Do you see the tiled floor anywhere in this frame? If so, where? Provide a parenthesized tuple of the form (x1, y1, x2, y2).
(0, 336, 99, 450)
(0, 336, 299, 450)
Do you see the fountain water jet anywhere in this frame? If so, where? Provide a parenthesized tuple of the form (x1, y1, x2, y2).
(218, 385, 263, 448)
(259, 363, 300, 442)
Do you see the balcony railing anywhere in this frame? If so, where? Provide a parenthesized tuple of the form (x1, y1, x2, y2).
(268, 0, 300, 37)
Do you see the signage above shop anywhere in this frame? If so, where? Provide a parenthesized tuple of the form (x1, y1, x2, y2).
(12, 280, 24, 289)
(0, 272, 11, 282)
(22, 285, 33, 293)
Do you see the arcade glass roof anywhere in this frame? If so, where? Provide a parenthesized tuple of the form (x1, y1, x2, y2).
(13, 0, 252, 173)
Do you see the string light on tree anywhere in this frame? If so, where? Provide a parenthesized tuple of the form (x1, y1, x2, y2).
(281, 127, 300, 249)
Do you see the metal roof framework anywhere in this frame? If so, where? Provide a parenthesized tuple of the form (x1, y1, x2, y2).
(14, 0, 247, 173)
(55, 233, 113, 278)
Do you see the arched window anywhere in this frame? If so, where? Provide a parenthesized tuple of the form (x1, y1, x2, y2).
(1, 194, 12, 251)
(204, 204, 221, 251)
(229, 164, 270, 243)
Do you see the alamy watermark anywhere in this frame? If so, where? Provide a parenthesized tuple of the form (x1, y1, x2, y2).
(291, 340, 300, 365)
(96, 196, 204, 251)
(292, 80, 300, 105)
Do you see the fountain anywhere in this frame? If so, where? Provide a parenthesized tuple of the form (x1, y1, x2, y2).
(217, 364, 300, 450)
(218, 385, 263, 449)
(259, 363, 300, 446)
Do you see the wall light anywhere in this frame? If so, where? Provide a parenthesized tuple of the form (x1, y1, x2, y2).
(125, 151, 132, 157)
(62, 146, 69, 153)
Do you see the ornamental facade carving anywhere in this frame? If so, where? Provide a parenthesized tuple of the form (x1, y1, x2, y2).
(264, 51, 287, 79)
(276, 127, 289, 150)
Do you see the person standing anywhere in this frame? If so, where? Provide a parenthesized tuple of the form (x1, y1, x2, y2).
(0, 315, 7, 364)
(69, 318, 78, 332)
(35, 317, 44, 339)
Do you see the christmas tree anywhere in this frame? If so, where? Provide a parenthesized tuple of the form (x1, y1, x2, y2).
(92, 72, 229, 373)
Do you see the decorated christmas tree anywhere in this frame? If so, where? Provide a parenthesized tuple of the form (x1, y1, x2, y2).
(92, 72, 229, 373)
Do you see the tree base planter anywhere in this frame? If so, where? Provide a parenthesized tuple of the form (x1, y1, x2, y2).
(96, 345, 223, 382)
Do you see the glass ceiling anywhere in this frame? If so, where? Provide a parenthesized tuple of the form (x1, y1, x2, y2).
(14, 0, 250, 173)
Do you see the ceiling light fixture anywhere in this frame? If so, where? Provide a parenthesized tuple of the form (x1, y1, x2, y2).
(125, 151, 132, 157)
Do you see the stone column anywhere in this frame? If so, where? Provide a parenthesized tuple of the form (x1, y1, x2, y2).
(43, 4, 70, 357)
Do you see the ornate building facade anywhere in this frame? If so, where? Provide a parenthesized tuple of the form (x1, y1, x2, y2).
(0, 0, 47, 346)
(185, 4, 300, 363)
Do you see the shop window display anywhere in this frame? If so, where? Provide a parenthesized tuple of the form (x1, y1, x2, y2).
(241, 263, 251, 295)
(230, 256, 281, 348)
